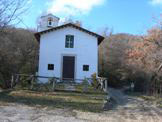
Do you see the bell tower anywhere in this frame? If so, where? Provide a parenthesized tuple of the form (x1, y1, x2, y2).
(37, 14, 60, 32)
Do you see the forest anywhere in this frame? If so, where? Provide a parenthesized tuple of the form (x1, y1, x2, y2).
(0, 0, 162, 96)
(99, 22, 162, 94)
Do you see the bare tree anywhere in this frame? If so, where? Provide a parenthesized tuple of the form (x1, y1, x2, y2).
(0, 0, 28, 30)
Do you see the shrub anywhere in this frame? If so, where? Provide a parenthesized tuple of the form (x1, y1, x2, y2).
(133, 75, 147, 92)
(48, 77, 55, 84)
(91, 73, 100, 89)
(82, 78, 89, 92)
(106, 71, 124, 88)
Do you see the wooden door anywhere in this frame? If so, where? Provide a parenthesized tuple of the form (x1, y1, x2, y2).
(62, 56, 75, 80)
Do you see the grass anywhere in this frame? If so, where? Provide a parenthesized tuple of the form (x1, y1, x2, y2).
(125, 90, 162, 108)
(0, 85, 107, 112)
(140, 95, 162, 108)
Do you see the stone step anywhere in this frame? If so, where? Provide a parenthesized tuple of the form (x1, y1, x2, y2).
(64, 85, 76, 91)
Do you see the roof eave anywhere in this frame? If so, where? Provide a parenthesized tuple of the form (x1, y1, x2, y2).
(34, 33, 40, 42)
(98, 36, 104, 45)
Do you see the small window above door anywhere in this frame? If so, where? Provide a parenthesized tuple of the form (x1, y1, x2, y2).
(65, 35, 74, 48)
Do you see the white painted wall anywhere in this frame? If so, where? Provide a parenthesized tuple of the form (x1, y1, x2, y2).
(38, 27, 98, 83)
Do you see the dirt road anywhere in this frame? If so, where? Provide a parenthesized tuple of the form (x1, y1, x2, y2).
(0, 88, 162, 122)
(104, 88, 162, 122)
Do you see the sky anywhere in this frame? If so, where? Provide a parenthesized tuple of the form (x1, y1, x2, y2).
(20, 0, 162, 35)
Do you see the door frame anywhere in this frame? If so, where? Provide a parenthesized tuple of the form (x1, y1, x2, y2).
(60, 54, 77, 80)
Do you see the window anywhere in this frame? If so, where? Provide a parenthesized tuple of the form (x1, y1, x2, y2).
(48, 17, 53, 26)
(65, 35, 74, 48)
(48, 20, 52, 25)
(83, 65, 89, 71)
(48, 64, 54, 70)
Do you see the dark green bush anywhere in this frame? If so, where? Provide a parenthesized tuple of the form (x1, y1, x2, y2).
(104, 70, 128, 88)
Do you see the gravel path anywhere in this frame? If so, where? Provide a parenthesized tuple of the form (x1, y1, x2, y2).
(105, 88, 162, 122)
(0, 88, 162, 122)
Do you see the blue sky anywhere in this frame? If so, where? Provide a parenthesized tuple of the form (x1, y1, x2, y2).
(20, 0, 162, 35)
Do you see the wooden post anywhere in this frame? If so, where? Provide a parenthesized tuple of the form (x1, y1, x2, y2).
(100, 78, 103, 90)
(160, 82, 162, 97)
(30, 76, 34, 90)
(52, 78, 56, 91)
(105, 79, 108, 92)
(104, 79, 108, 93)
(15, 75, 19, 83)
(11, 75, 14, 89)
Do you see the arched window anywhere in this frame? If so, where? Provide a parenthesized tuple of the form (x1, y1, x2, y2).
(48, 17, 53, 26)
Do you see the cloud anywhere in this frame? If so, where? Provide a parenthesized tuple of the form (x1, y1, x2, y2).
(27, 0, 32, 4)
(150, 0, 162, 5)
(47, 0, 105, 16)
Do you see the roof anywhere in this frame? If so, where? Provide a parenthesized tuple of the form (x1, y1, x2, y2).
(41, 14, 60, 20)
(34, 23, 104, 45)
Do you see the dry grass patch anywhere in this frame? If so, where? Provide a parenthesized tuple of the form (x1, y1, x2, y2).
(140, 95, 162, 108)
(0, 89, 107, 112)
